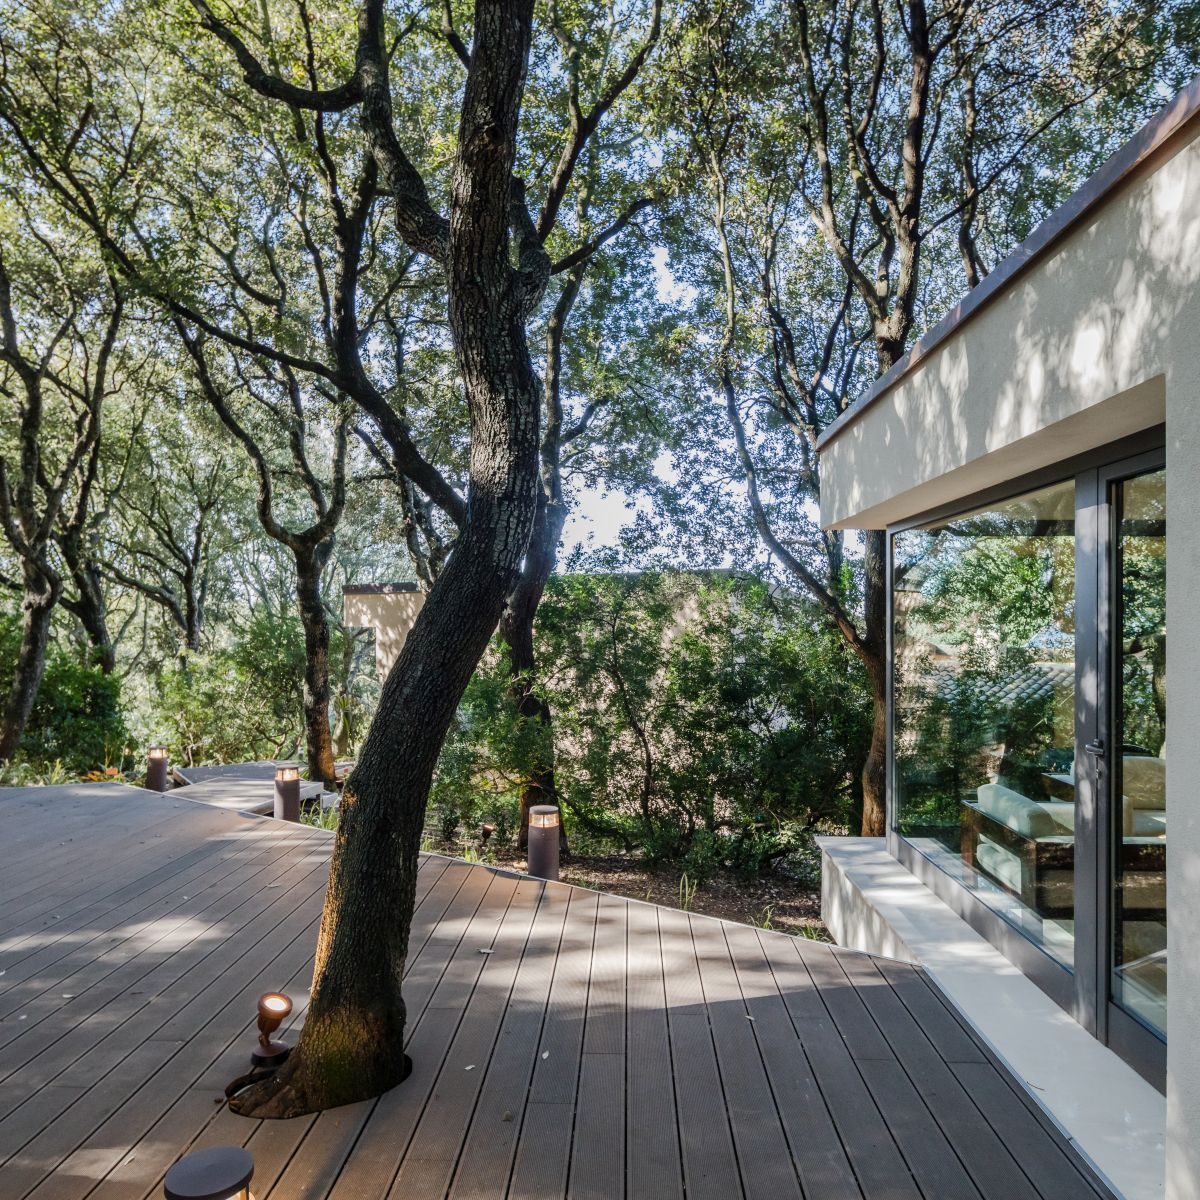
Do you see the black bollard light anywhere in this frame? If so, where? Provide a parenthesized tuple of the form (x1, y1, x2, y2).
(147, 746, 169, 793)
(163, 1145, 253, 1199)
(527, 805, 561, 882)
(273, 766, 300, 822)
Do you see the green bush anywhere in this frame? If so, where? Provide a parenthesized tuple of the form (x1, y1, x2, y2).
(144, 610, 307, 765)
(435, 571, 871, 877)
(0, 614, 130, 773)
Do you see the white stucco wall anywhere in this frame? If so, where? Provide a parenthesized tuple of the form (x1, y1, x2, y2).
(1166, 333, 1200, 1200)
(818, 120, 1200, 1198)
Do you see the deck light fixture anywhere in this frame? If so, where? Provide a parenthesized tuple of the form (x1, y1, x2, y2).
(527, 805, 561, 882)
(163, 1144, 254, 1199)
(251, 991, 293, 1068)
(273, 766, 300, 823)
(147, 746, 169, 793)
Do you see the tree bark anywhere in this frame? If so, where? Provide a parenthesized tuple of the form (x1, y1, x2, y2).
(226, 0, 543, 1120)
(859, 528, 888, 837)
(295, 543, 337, 788)
(0, 568, 60, 761)
(183, 562, 205, 652)
(63, 558, 116, 674)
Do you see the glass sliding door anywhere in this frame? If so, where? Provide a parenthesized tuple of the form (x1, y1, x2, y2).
(893, 479, 1078, 967)
(889, 443, 1167, 1083)
(1109, 468, 1167, 1037)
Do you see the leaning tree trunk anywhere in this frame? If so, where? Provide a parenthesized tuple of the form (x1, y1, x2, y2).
(499, 494, 568, 854)
(225, 0, 542, 1120)
(230, 403, 540, 1116)
(295, 543, 338, 789)
(0, 568, 60, 761)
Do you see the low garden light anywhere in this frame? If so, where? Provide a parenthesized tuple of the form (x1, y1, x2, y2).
(273, 766, 300, 823)
(251, 990, 293, 1068)
(527, 805, 561, 882)
(162, 1144, 253, 1200)
(146, 746, 169, 793)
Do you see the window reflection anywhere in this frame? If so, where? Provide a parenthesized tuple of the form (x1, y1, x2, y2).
(1112, 468, 1166, 1035)
(893, 479, 1077, 966)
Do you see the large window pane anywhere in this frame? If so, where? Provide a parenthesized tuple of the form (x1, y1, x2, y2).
(893, 479, 1077, 967)
(1111, 468, 1166, 1035)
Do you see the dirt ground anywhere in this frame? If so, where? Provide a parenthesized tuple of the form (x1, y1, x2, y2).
(440, 841, 830, 939)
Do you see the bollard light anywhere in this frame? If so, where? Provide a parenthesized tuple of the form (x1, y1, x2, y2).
(527, 805, 561, 882)
(251, 991, 293, 1068)
(273, 766, 300, 823)
(163, 1144, 253, 1199)
(147, 746, 169, 793)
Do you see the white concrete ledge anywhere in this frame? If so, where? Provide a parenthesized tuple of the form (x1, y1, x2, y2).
(819, 836, 1165, 1200)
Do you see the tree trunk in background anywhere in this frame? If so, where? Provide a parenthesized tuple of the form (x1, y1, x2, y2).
(66, 559, 116, 675)
(183, 564, 204, 653)
(0, 568, 60, 761)
(500, 492, 568, 853)
(856, 352, 899, 838)
(295, 543, 337, 789)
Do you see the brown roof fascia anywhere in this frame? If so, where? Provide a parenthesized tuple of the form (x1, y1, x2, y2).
(815, 74, 1200, 453)
(342, 582, 421, 595)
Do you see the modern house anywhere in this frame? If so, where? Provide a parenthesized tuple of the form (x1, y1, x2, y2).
(342, 581, 425, 680)
(817, 77, 1200, 1200)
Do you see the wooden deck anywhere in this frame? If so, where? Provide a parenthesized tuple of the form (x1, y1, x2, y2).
(0, 784, 1113, 1200)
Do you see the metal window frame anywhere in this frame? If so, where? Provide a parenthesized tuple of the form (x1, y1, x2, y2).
(885, 426, 1166, 1089)
(1096, 451, 1167, 1087)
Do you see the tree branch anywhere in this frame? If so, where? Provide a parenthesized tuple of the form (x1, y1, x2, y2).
(188, 0, 364, 111)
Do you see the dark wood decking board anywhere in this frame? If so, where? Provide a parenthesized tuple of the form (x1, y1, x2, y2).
(623, 898, 682, 1200)
(0, 822, 319, 1031)
(0, 786, 1115, 1200)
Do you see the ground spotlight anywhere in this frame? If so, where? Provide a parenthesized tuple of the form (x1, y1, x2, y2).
(252, 991, 293, 1068)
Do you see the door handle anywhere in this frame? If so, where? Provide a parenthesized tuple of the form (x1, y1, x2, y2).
(1084, 739, 1107, 760)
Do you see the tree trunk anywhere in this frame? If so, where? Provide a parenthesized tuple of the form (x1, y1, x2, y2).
(68, 560, 116, 674)
(506, 627, 566, 854)
(0, 569, 60, 761)
(499, 493, 568, 854)
(230, 455, 539, 1117)
(295, 544, 337, 789)
(184, 565, 204, 652)
(224, 0, 542, 1120)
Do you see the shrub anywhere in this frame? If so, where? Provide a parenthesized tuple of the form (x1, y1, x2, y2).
(434, 570, 871, 877)
(0, 614, 130, 774)
(143, 610, 308, 765)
